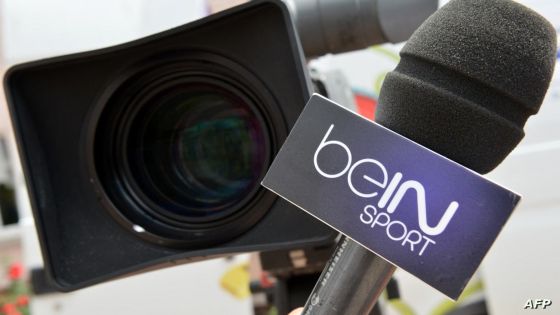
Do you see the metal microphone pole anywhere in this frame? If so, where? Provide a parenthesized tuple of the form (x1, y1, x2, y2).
(302, 236, 396, 315)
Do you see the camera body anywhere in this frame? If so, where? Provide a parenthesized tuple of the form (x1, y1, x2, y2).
(5, 0, 335, 290)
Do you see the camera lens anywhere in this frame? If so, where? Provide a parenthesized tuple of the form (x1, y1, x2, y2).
(127, 83, 268, 221)
(91, 53, 284, 247)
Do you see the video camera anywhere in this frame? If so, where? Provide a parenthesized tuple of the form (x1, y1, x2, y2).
(4, 0, 436, 290)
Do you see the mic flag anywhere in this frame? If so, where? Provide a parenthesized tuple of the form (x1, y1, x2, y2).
(262, 94, 520, 300)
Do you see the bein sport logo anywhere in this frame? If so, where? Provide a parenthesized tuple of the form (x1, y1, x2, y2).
(313, 124, 459, 256)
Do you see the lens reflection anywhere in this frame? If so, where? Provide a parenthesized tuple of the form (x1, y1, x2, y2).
(128, 83, 268, 220)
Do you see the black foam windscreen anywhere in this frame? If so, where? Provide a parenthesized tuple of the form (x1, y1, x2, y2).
(376, 0, 557, 174)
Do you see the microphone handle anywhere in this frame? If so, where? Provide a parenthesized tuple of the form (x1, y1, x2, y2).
(302, 236, 396, 315)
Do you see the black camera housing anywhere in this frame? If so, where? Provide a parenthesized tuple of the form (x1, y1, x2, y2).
(5, 0, 335, 291)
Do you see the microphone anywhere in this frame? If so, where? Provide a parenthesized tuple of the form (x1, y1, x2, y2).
(284, 0, 439, 57)
(377, 0, 557, 173)
(301, 0, 557, 314)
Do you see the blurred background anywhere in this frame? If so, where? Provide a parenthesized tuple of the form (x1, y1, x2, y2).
(0, 0, 557, 314)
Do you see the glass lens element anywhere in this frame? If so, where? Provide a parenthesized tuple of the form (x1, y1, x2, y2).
(127, 83, 268, 221)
